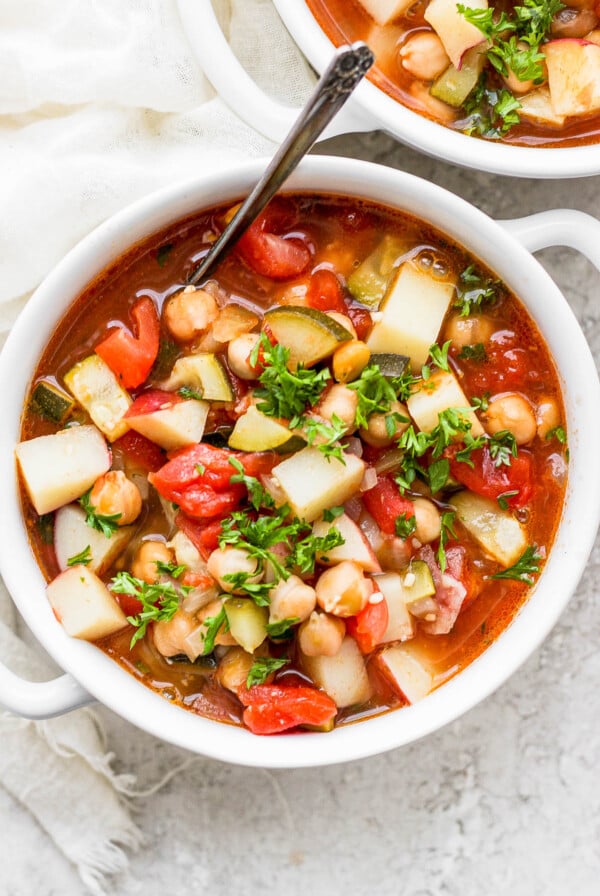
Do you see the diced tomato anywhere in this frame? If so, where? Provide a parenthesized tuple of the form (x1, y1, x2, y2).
(346, 305, 373, 341)
(444, 543, 482, 611)
(238, 684, 337, 735)
(446, 444, 533, 508)
(150, 443, 277, 520)
(176, 513, 223, 560)
(362, 476, 416, 535)
(95, 296, 160, 389)
(235, 208, 311, 281)
(113, 430, 166, 473)
(114, 593, 143, 617)
(124, 389, 182, 418)
(347, 598, 389, 654)
(181, 571, 216, 589)
(306, 268, 347, 314)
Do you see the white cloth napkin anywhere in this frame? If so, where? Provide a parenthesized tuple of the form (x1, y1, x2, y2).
(0, 1, 315, 892)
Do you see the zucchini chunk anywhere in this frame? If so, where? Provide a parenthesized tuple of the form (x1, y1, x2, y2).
(29, 380, 74, 424)
(16, 424, 111, 515)
(47, 566, 128, 641)
(224, 598, 268, 653)
(271, 447, 365, 522)
(163, 353, 234, 402)
(402, 560, 438, 619)
(407, 369, 484, 437)
(54, 504, 134, 575)
(228, 405, 305, 453)
(366, 261, 455, 370)
(451, 490, 528, 567)
(369, 352, 410, 378)
(64, 355, 131, 441)
(430, 45, 486, 108)
(347, 234, 409, 308)
(263, 306, 351, 368)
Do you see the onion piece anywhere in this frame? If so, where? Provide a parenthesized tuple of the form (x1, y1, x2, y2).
(181, 583, 219, 615)
(358, 509, 384, 553)
(260, 472, 287, 506)
(374, 448, 405, 476)
(344, 496, 363, 521)
(344, 437, 363, 458)
(359, 466, 378, 492)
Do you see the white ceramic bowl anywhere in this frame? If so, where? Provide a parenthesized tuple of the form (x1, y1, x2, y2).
(1, 157, 599, 768)
(178, 0, 600, 179)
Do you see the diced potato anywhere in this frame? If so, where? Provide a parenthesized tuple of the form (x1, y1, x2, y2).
(54, 504, 133, 574)
(373, 572, 415, 644)
(312, 513, 381, 573)
(16, 424, 111, 515)
(519, 87, 566, 127)
(47, 566, 128, 640)
(545, 39, 600, 116)
(162, 353, 234, 401)
(451, 490, 527, 567)
(302, 636, 372, 708)
(271, 447, 365, 522)
(376, 643, 435, 703)
(424, 0, 488, 68)
(358, 0, 414, 25)
(407, 369, 484, 436)
(64, 355, 131, 441)
(367, 261, 455, 370)
(125, 398, 209, 450)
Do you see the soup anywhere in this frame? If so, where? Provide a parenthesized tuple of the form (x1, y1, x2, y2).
(306, 0, 600, 146)
(16, 194, 567, 735)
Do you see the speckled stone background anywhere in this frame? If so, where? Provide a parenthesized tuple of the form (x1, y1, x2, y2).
(3, 132, 600, 896)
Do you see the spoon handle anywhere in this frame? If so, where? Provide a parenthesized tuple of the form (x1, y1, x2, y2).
(188, 42, 374, 285)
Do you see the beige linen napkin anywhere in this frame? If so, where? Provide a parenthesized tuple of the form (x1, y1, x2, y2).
(0, 0, 315, 891)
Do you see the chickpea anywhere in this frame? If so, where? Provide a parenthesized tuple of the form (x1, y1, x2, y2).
(298, 611, 345, 657)
(412, 497, 441, 545)
(206, 546, 261, 593)
(399, 31, 450, 81)
(216, 647, 255, 691)
(316, 561, 373, 617)
(269, 575, 317, 626)
(227, 333, 260, 380)
(485, 393, 537, 446)
(131, 539, 174, 584)
(536, 395, 561, 440)
(89, 470, 142, 525)
(333, 340, 371, 384)
(326, 311, 357, 338)
(445, 313, 494, 349)
(316, 384, 359, 430)
(196, 599, 236, 646)
(360, 400, 410, 447)
(551, 8, 598, 39)
(163, 286, 218, 342)
(153, 610, 197, 657)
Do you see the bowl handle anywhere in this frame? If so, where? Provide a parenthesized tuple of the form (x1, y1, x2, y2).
(177, 0, 373, 142)
(500, 209, 600, 271)
(0, 659, 92, 719)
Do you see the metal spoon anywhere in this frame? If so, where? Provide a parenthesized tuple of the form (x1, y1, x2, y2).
(187, 42, 374, 286)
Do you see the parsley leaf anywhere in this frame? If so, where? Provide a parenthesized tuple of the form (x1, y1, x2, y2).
(428, 340, 452, 373)
(497, 490, 519, 510)
(545, 425, 567, 445)
(199, 606, 229, 655)
(252, 335, 330, 419)
(491, 545, 542, 584)
(292, 414, 348, 463)
(322, 505, 345, 523)
(437, 511, 457, 574)
(228, 456, 275, 511)
(458, 343, 487, 362)
(488, 430, 518, 467)
(288, 526, 344, 575)
(222, 573, 274, 607)
(454, 263, 502, 316)
(110, 572, 183, 647)
(79, 489, 121, 538)
(155, 560, 186, 578)
(428, 457, 450, 494)
(67, 545, 92, 567)
(265, 617, 300, 639)
(395, 513, 416, 538)
(179, 386, 204, 401)
(347, 362, 416, 428)
(246, 656, 290, 688)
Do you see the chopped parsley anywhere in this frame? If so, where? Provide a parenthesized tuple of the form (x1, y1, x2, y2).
(347, 362, 415, 428)
(454, 264, 502, 316)
(79, 489, 121, 538)
(428, 457, 451, 494)
(289, 526, 344, 575)
(497, 490, 519, 510)
(155, 559, 186, 578)
(395, 513, 417, 539)
(228, 456, 275, 511)
(488, 430, 518, 467)
(66, 545, 92, 567)
(425, 340, 452, 374)
(291, 414, 348, 463)
(265, 617, 300, 639)
(246, 656, 290, 688)
(322, 505, 345, 523)
(251, 335, 330, 419)
(546, 425, 567, 445)
(179, 386, 204, 401)
(491, 545, 542, 585)
(110, 572, 185, 647)
(199, 606, 229, 655)
(437, 510, 457, 574)
(458, 343, 487, 362)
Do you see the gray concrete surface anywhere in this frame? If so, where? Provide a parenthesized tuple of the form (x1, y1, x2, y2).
(3, 132, 600, 895)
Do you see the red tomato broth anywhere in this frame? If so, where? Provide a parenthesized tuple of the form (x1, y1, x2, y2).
(306, 0, 600, 148)
(18, 193, 567, 732)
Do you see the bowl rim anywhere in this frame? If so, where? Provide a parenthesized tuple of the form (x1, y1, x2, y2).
(272, 0, 600, 178)
(1, 155, 598, 767)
